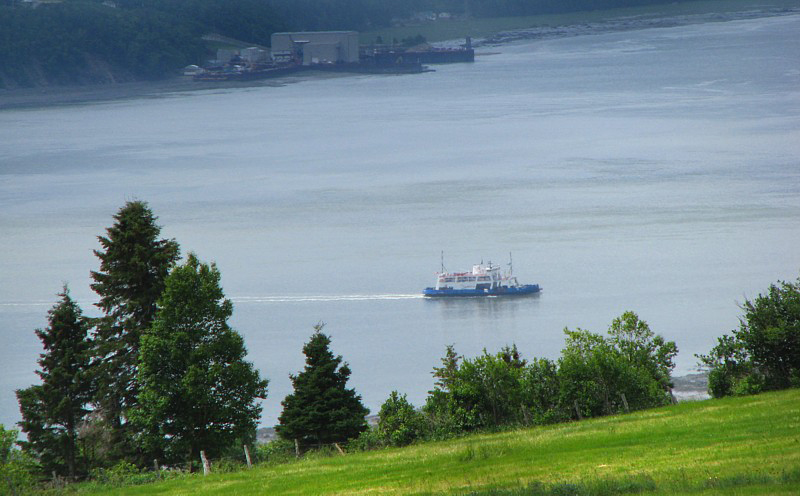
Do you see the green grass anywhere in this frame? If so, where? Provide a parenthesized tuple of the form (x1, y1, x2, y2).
(360, 0, 800, 44)
(71, 389, 800, 495)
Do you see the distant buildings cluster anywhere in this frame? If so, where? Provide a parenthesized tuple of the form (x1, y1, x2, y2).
(271, 31, 360, 66)
(186, 30, 472, 79)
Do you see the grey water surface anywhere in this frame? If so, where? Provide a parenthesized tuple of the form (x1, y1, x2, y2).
(1, 13, 799, 428)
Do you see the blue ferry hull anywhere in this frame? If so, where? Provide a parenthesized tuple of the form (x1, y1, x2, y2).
(423, 284, 540, 297)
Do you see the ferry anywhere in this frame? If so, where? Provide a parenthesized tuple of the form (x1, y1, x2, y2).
(423, 256, 540, 297)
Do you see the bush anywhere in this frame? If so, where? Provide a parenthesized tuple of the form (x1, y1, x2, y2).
(210, 458, 246, 474)
(254, 439, 296, 465)
(559, 313, 677, 418)
(737, 277, 800, 389)
(349, 427, 384, 452)
(423, 389, 482, 437)
(732, 373, 766, 396)
(1, 425, 38, 494)
(377, 392, 425, 447)
(520, 358, 568, 426)
(424, 346, 529, 433)
(89, 460, 153, 486)
(698, 275, 800, 397)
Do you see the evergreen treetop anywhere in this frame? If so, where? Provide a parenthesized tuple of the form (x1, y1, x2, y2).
(91, 200, 179, 328)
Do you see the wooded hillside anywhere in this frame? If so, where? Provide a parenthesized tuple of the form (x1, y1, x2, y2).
(0, 0, 707, 88)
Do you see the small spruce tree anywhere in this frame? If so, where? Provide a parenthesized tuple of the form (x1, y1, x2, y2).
(277, 325, 368, 449)
(16, 286, 92, 479)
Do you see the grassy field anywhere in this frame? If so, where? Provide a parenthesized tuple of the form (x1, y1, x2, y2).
(73, 389, 800, 495)
(360, 0, 800, 44)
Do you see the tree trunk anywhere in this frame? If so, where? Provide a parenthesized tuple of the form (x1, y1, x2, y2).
(66, 425, 76, 480)
(620, 393, 630, 413)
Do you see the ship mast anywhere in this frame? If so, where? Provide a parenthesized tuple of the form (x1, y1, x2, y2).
(508, 252, 513, 276)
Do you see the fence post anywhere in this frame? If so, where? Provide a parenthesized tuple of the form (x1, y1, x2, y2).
(620, 393, 630, 413)
(244, 444, 253, 468)
(573, 400, 583, 420)
(294, 439, 300, 459)
(153, 459, 159, 472)
(200, 450, 211, 476)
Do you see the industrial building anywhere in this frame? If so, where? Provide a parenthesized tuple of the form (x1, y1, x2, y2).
(270, 31, 359, 66)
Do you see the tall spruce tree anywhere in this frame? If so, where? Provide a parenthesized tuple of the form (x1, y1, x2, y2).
(132, 254, 268, 467)
(89, 201, 179, 459)
(277, 325, 368, 448)
(16, 286, 92, 479)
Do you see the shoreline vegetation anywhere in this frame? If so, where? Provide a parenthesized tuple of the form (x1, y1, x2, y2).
(1, 0, 797, 111)
(253, 372, 711, 444)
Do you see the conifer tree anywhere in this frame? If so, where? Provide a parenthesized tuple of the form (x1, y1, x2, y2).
(431, 344, 461, 393)
(277, 325, 369, 448)
(89, 200, 179, 458)
(132, 254, 268, 467)
(16, 286, 92, 479)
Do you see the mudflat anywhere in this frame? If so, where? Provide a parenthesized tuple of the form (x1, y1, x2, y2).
(0, 75, 306, 110)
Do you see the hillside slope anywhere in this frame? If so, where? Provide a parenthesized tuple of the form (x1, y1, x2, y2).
(79, 389, 800, 495)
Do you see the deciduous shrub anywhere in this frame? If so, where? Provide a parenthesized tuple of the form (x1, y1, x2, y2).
(698, 275, 800, 397)
(1, 425, 38, 494)
(377, 391, 425, 447)
(255, 439, 296, 465)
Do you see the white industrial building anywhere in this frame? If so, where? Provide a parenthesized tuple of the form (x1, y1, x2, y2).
(271, 31, 359, 66)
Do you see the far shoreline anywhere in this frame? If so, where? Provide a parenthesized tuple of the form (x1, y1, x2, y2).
(0, 75, 313, 112)
(1, 1, 796, 111)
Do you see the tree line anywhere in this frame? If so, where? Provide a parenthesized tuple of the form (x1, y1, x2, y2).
(1, 0, 705, 87)
(345, 311, 678, 451)
(1, 199, 798, 492)
(0, 200, 371, 491)
(6, 201, 268, 484)
(0, 1, 206, 86)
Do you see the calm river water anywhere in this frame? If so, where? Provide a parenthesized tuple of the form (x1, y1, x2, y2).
(1, 13, 799, 428)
